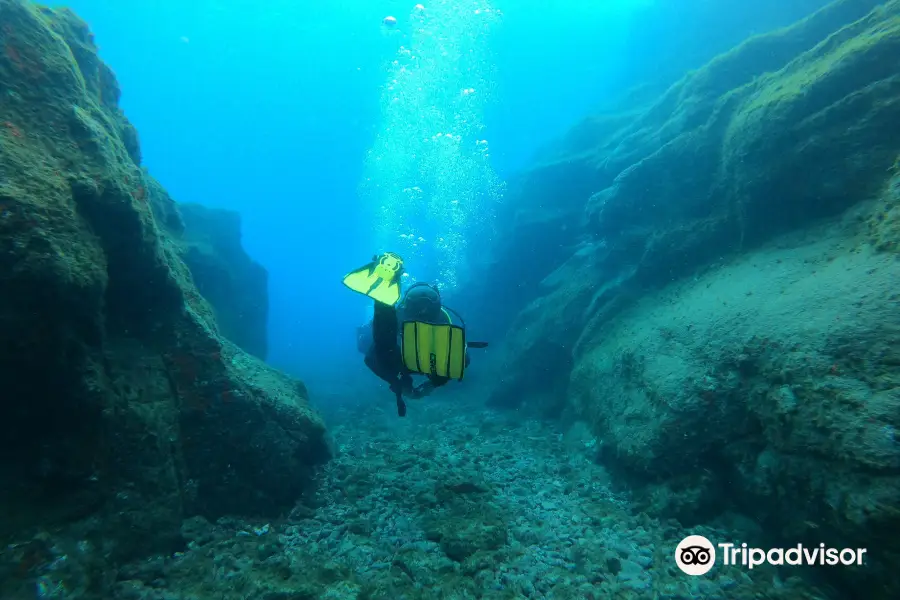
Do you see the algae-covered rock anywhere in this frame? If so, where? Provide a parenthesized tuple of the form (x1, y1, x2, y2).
(485, 247, 611, 414)
(178, 202, 269, 360)
(423, 505, 509, 565)
(583, 0, 900, 276)
(0, 1, 329, 591)
(490, 0, 900, 415)
(481, 0, 900, 596)
(570, 196, 900, 596)
(462, 134, 615, 339)
(468, 0, 890, 334)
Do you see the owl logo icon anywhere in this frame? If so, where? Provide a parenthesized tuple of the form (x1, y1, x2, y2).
(675, 535, 716, 575)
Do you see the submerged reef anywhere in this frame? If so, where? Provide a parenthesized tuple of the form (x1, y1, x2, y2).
(481, 0, 900, 596)
(0, 1, 328, 595)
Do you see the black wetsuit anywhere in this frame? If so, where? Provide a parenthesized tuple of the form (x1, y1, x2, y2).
(362, 301, 457, 416)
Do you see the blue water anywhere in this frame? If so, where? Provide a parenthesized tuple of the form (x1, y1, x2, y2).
(55, 0, 824, 386)
(52, 0, 633, 384)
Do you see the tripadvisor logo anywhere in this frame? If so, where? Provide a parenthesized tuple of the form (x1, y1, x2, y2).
(675, 535, 716, 575)
(675, 535, 868, 575)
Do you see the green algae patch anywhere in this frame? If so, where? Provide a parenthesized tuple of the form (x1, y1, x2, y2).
(732, 3, 900, 130)
(1, 2, 87, 101)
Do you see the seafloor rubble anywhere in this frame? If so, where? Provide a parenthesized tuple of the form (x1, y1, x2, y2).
(0, 1, 328, 594)
(478, 0, 900, 596)
(101, 394, 833, 600)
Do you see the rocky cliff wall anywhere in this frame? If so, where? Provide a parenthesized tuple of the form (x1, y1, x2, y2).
(482, 0, 900, 596)
(0, 1, 328, 591)
(478, 0, 890, 334)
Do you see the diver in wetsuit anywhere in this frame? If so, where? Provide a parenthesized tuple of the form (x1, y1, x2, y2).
(343, 252, 487, 417)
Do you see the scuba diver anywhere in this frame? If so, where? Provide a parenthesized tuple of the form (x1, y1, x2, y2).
(342, 252, 488, 417)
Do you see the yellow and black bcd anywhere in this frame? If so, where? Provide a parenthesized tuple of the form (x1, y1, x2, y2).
(401, 321, 467, 381)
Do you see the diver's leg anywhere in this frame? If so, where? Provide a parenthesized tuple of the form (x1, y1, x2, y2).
(368, 302, 411, 416)
(371, 301, 399, 355)
(364, 344, 413, 392)
(364, 345, 409, 415)
(371, 300, 404, 378)
(364, 346, 397, 384)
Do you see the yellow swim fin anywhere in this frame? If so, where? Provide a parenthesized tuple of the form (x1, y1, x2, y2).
(342, 252, 404, 305)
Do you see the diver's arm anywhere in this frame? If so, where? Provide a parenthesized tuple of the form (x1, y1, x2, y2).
(409, 381, 434, 399)
(409, 376, 450, 399)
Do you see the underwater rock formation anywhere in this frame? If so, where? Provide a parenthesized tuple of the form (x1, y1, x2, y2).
(622, 0, 834, 90)
(485, 0, 900, 595)
(482, 0, 892, 330)
(0, 0, 328, 587)
(179, 203, 269, 360)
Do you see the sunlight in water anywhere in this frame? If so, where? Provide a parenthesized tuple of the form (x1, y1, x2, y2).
(360, 1, 505, 291)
